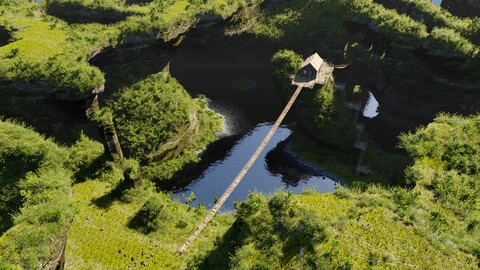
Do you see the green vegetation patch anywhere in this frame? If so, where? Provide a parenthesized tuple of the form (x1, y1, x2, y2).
(380, 0, 480, 40)
(110, 71, 222, 181)
(229, 192, 327, 269)
(214, 187, 476, 269)
(271, 49, 303, 89)
(0, 120, 73, 269)
(0, 11, 104, 93)
(400, 113, 480, 214)
(65, 179, 234, 269)
(254, 0, 479, 59)
(0, 17, 66, 59)
(272, 49, 356, 148)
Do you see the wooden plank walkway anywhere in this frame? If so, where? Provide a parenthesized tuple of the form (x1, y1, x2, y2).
(178, 85, 304, 253)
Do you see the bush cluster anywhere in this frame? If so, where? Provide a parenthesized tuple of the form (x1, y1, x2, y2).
(0, 120, 73, 269)
(110, 71, 222, 181)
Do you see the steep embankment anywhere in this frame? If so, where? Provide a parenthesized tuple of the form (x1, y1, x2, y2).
(108, 71, 222, 182)
(0, 120, 73, 269)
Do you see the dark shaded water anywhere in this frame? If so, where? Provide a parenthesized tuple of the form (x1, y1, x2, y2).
(169, 31, 285, 135)
(168, 31, 339, 210)
(171, 124, 337, 211)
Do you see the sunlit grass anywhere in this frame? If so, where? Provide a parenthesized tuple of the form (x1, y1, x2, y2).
(125, 5, 150, 15)
(297, 190, 476, 268)
(163, 1, 190, 22)
(0, 17, 66, 60)
(66, 180, 235, 269)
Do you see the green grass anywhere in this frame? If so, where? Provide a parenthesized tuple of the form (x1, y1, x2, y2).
(163, 1, 190, 22)
(223, 188, 477, 269)
(0, 9, 105, 92)
(0, 17, 66, 59)
(0, 120, 73, 269)
(109, 71, 222, 182)
(296, 189, 476, 268)
(65, 180, 235, 269)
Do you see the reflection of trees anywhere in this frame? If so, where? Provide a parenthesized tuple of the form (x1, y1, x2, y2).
(265, 138, 314, 187)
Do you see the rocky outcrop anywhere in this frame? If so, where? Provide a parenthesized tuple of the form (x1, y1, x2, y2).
(346, 42, 480, 122)
(441, 0, 480, 18)
(86, 95, 124, 161)
(8, 80, 105, 101)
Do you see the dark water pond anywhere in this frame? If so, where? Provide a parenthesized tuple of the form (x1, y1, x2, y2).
(171, 124, 337, 211)
(168, 31, 339, 210)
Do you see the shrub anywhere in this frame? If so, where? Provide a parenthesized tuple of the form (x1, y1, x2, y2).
(0, 120, 73, 269)
(110, 71, 222, 181)
(271, 49, 303, 87)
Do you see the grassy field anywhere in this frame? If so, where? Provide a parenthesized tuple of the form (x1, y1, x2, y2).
(0, 17, 66, 59)
(65, 180, 235, 269)
(0, 120, 74, 269)
(296, 188, 477, 268)
(163, 1, 190, 22)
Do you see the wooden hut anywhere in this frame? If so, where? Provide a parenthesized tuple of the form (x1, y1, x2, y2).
(298, 53, 323, 80)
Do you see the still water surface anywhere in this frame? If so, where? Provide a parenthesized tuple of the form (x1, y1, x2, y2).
(171, 124, 337, 211)
(169, 32, 339, 210)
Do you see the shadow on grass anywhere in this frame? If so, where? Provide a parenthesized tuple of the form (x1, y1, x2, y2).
(46, 2, 135, 24)
(127, 205, 152, 234)
(194, 223, 240, 270)
(92, 178, 133, 209)
(126, 0, 152, 5)
(0, 26, 11, 47)
(0, 157, 42, 235)
(73, 153, 109, 183)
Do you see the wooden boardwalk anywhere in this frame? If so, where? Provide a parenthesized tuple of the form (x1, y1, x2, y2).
(178, 85, 304, 253)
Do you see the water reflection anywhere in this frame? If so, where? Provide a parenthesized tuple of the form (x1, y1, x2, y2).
(172, 123, 338, 211)
(363, 91, 380, 118)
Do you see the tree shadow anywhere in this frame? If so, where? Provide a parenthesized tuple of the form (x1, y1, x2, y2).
(73, 153, 109, 183)
(46, 2, 135, 24)
(0, 26, 11, 47)
(127, 204, 153, 234)
(92, 178, 133, 209)
(0, 156, 42, 235)
(125, 0, 152, 5)
(194, 223, 241, 270)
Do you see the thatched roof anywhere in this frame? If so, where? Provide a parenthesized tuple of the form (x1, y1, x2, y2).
(301, 53, 323, 71)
